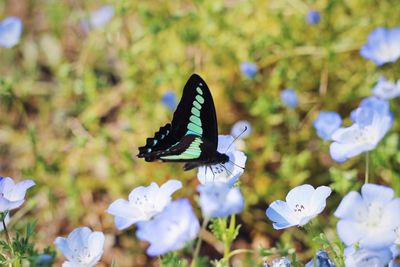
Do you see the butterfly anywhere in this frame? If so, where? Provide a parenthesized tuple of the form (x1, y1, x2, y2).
(137, 74, 229, 171)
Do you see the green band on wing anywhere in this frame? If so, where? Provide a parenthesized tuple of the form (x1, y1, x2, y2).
(195, 95, 204, 104)
(161, 153, 198, 160)
(196, 87, 203, 95)
(193, 101, 202, 110)
(189, 115, 201, 126)
(187, 122, 203, 135)
(191, 107, 200, 117)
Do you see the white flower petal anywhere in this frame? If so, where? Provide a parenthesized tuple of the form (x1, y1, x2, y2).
(266, 200, 299, 229)
(336, 220, 365, 246)
(285, 184, 314, 209)
(361, 183, 394, 205)
(334, 191, 365, 219)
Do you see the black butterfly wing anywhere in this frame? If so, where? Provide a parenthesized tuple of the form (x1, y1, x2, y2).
(138, 73, 219, 161)
(170, 74, 218, 148)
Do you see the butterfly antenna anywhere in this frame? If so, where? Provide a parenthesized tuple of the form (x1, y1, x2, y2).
(225, 126, 248, 153)
(228, 159, 245, 170)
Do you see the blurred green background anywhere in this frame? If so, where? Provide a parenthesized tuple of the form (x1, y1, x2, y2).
(1, 0, 400, 266)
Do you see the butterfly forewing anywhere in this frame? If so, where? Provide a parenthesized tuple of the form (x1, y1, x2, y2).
(138, 74, 221, 166)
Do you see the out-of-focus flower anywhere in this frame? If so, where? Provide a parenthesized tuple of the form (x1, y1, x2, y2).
(350, 96, 391, 121)
(360, 27, 400, 66)
(305, 250, 335, 267)
(334, 183, 400, 250)
(0, 16, 22, 48)
(34, 253, 54, 266)
(197, 135, 246, 185)
(240, 62, 257, 78)
(280, 88, 298, 108)
(330, 104, 393, 163)
(54, 227, 105, 267)
(107, 180, 182, 230)
(0, 177, 35, 213)
(344, 246, 392, 267)
(81, 5, 114, 31)
(266, 257, 291, 267)
(198, 182, 244, 218)
(161, 91, 177, 111)
(313, 111, 342, 141)
(266, 184, 332, 229)
(372, 76, 400, 100)
(306, 10, 321, 25)
(230, 120, 252, 139)
(136, 198, 199, 256)
(90, 5, 114, 29)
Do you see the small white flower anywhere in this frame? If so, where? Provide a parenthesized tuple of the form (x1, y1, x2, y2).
(136, 199, 199, 256)
(266, 184, 332, 229)
(334, 183, 400, 250)
(198, 182, 244, 218)
(197, 135, 246, 185)
(0, 177, 35, 212)
(107, 179, 182, 230)
(54, 227, 105, 267)
(372, 76, 400, 100)
(344, 246, 392, 267)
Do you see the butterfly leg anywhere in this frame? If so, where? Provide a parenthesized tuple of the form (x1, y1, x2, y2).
(219, 163, 232, 177)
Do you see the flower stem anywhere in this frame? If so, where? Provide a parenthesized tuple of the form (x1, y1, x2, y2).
(1, 214, 11, 245)
(191, 218, 209, 267)
(223, 215, 236, 260)
(365, 152, 369, 184)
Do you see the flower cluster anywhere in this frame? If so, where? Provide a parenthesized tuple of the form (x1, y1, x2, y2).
(335, 184, 400, 266)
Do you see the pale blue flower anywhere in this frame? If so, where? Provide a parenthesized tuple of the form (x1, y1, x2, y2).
(0, 17, 22, 48)
(266, 257, 291, 267)
(280, 88, 298, 108)
(330, 104, 393, 162)
(372, 76, 400, 100)
(360, 27, 400, 66)
(34, 253, 54, 266)
(90, 5, 114, 29)
(161, 91, 177, 111)
(136, 198, 200, 256)
(334, 184, 400, 250)
(54, 227, 105, 267)
(198, 182, 244, 218)
(306, 10, 321, 25)
(350, 96, 392, 121)
(197, 135, 246, 185)
(344, 246, 392, 267)
(313, 111, 342, 141)
(266, 184, 332, 229)
(231, 120, 252, 139)
(107, 180, 182, 230)
(240, 62, 257, 78)
(0, 177, 35, 212)
(305, 250, 335, 267)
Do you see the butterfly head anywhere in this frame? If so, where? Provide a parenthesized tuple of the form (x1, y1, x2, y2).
(216, 152, 229, 164)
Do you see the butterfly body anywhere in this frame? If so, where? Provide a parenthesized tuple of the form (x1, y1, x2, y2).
(138, 74, 229, 171)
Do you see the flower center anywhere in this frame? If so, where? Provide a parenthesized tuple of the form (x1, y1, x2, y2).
(354, 126, 375, 144)
(364, 203, 384, 228)
(293, 203, 306, 213)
